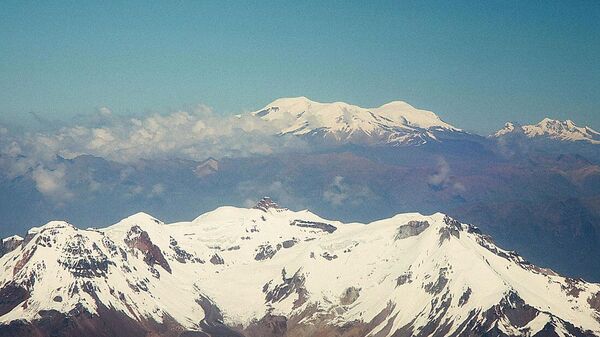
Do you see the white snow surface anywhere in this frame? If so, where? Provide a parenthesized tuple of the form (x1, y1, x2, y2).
(252, 97, 461, 145)
(1, 204, 599, 336)
(1, 235, 23, 244)
(494, 118, 600, 144)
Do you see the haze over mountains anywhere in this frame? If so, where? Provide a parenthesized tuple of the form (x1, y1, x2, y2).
(1, 199, 600, 336)
(1, 97, 599, 285)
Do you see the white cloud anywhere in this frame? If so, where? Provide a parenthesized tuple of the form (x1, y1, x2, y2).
(428, 158, 450, 186)
(98, 106, 112, 117)
(428, 157, 466, 192)
(323, 176, 374, 206)
(0, 105, 309, 176)
(0, 104, 312, 204)
(129, 185, 144, 196)
(150, 183, 165, 197)
(13, 108, 308, 163)
(31, 164, 73, 201)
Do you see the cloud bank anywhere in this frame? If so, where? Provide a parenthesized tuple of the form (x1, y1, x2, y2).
(0, 104, 308, 201)
(323, 176, 374, 206)
(427, 157, 466, 192)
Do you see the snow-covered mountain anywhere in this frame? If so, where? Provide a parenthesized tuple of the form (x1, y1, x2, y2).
(252, 97, 465, 145)
(1, 198, 599, 337)
(494, 118, 600, 144)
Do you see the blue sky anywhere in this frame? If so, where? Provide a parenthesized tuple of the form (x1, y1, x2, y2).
(1, 1, 599, 133)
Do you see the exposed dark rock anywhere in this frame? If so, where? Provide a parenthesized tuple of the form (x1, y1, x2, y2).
(458, 287, 471, 307)
(290, 220, 337, 233)
(264, 269, 308, 310)
(254, 197, 287, 213)
(466, 224, 482, 235)
(321, 252, 338, 261)
(340, 287, 360, 306)
(0, 301, 156, 337)
(443, 215, 463, 231)
(0, 236, 23, 257)
(209, 254, 224, 265)
(396, 272, 413, 287)
(101, 236, 119, 257)
(438, 226, 460, 245)
(395, 221, 430, 240)
(562, 278, 584, 298)
(281, 240, 296, 249)
(0, 283, 29, 317)
(59, 255, 112, 278)
(13, 246, 37, 276)
(424, 267, 449, 295)
(255, 244, 278, 261)
(243, 314, 287, 337)
(169, 236, 195, 263)
(195, 294, 244, 337)
(589, 291, 600, 314)
(58, 235, 113, 278)
(124, 226, 171, 273)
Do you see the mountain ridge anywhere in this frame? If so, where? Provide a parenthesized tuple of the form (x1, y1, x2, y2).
(251, 97, 465, 146)
(249, 97, 599, 146)
(1, 198, 599, 336)
(493, 118, 600, 144)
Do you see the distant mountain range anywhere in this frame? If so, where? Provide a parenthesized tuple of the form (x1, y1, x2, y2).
(251, 97, 463, 145)
(251, 97, 600, 146)
(493, 118, 600, 144)
(1, 199, 599, 336)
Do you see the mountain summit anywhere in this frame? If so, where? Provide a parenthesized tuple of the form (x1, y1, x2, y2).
(494, 118, 600, 144)
(1, 202, 600, 336)
(252, 97, 463, 145)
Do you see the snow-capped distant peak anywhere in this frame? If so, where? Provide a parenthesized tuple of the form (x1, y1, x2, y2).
(494, 118, 600, 144)
(252, 97, 462, 145)
(372, 100, 457, 130)
(493, 122, 520, 137)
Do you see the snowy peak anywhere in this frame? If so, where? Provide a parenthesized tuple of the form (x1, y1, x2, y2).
(493, 122, 520, 137)
(1, 204, 600, 337)
(372, 100, 456, 129)
(494, 118, 600, 144)
(1, 235, 22, 244)
(253, 97, 462, 145)
(0, 235, 23, 256)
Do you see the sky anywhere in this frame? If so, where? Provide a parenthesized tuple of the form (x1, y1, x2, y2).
(1, 1, 599, 134)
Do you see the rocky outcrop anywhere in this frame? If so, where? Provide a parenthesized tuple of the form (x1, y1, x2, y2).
(0, 283, 29, 317)
(124, 226, 171, 273)
(339, 287, 360, 306)
(264, 269, 308, 310)
(290, 220, 336, 233)
(394, 221, 429, 240)
(0, 236, 23, 257)
(254, 197, 287, 213)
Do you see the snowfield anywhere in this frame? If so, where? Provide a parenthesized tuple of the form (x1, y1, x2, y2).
(1, 198, 599, 336)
